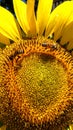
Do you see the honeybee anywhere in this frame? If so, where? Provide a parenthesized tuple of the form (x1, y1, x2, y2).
(42, 42, 57, 49)
(9, 49, 24, 60)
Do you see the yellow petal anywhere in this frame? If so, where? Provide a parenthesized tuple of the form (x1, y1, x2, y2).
(69, 124, 73, 130)
(13, 0, 29, 35)
(67, 40, 73, 50)
(71, 51, 73, 56)
(27, 0, 37, 36)
(0, 33, 10, 45)
(60, 11, 73, 46)
(0, 125, 6, 130)
(45, 1, 73, 41)
(37, 0, 53, 35)
(60, 22, 73, 45)
(0, 6, 21, 41)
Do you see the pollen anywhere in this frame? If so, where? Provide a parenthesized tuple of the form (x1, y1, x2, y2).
(0, 38, 73, 130)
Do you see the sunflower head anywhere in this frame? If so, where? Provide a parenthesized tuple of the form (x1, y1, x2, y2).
(0, 0, 73, 130)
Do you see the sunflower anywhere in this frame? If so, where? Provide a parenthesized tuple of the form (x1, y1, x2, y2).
(0, 0, 73, 130)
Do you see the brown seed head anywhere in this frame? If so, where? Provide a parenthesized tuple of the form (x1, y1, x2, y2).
(0, 38, 73, 130)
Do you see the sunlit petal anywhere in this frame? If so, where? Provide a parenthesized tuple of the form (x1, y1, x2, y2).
(45, 1, 73, 41)
(37, 0, 53, 35)
(0, 6, 21, 41)
(13, 0, 30, 35)
(0, 33, 10, 45)
(27, 0, 37, 36)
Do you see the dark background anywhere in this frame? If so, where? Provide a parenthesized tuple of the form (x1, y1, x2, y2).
(0, 0, 27, 13)
(0, 0, 66, 14)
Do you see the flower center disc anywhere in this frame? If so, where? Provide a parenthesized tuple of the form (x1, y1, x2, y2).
(1, 38, 73, 125)
(17, 53, 67, 112)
